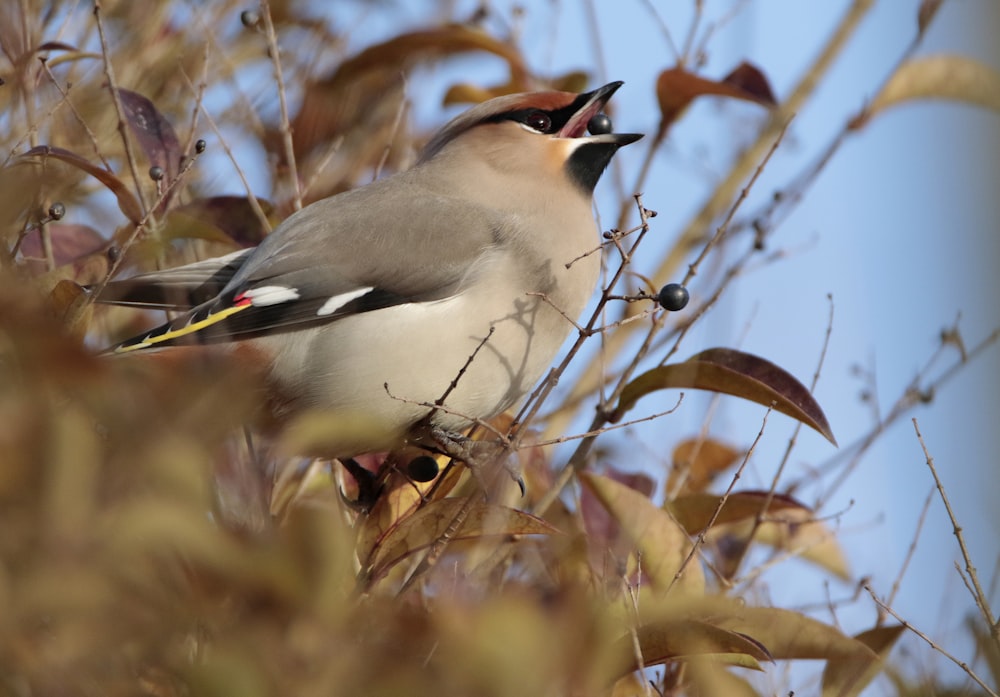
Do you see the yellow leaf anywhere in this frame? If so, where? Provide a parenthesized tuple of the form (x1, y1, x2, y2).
(821, 625, 905, 697)
(864, 55, 1000, 125)
(580, 473, 704, 594)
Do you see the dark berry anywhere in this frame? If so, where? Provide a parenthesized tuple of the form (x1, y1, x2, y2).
(657, 283, 689, 311)
(195, 139, 206, 153)
(406, 455, 440, 483)
(587, 113, 612, 135)
(48, 202, 65, 220)
(149, 165, 164, 181)
(240, 10, 259, 28)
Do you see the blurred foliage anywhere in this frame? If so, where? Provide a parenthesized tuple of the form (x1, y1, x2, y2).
(1, 1, 997, 696)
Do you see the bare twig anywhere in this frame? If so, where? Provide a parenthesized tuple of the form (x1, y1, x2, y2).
(668, 407, 772, 594)
(259, 0, 302, 210)
(913, 418, 1000, 648)
(864, 585, 999, 697)
(182, 69, 273, 236)
(884, 486, 934, 617)
(93, 0, 149, 218)
(812, 326, 1000, 507)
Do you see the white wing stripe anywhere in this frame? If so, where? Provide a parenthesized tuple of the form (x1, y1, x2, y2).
(241, 285, 301, 306)
(317, 287, 374, 316)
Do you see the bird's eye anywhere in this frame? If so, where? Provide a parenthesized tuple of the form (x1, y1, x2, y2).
(524, 111, 552, 133)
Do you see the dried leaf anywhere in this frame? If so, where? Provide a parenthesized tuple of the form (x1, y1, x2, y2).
(292, 26, 528, 162)
(713, 606, 877, 661)
(687, 661, 763, 697)
(722, 62, 778, 105)
(917, 0, 945, 36)
(580, 472, 704, 594)
(363, 498, 557, 582)
(656, 61, 776, 132)
(612, 348, 836, 445)
(613, 619, 773, 676)
(47, 279, 91, 337)
(19, 146, 143, 224)
(163, 196, 275, 248)
(709, 508, 850, 580)
(666, 491, 809, 534)
(18, 222, 109, 272)
(821, 625, 905, 697)
(580, 467, 656, 572)
(668, 437, 741, 494)
(855, 55, 1000, 129)
(116, 88, 182, 184)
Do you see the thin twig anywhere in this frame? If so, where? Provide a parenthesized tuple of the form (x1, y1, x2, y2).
(259, 0, 302, 210)
(864, 585, 999, 697)
(181, 70, 272, 236)
(884, 486, 934, 617)
(913, 418, 1000, 648)
(93, 0, 149, 218)
(667, 407, 772, 594)
(85, 148, 204, 315)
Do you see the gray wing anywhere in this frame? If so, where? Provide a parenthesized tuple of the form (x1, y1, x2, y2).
(111, 175, 504, 351)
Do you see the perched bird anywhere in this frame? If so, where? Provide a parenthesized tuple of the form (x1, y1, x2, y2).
(97, 82, 642, 460)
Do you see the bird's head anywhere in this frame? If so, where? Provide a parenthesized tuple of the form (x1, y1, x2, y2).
(419, 82, 643, 196)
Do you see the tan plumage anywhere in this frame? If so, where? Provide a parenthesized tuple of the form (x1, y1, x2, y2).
(97, 82, 641, 457)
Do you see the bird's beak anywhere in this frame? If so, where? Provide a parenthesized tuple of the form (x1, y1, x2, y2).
(558, 81, 644, 146)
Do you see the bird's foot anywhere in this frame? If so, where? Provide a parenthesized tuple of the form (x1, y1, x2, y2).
(426, 426, 525, 497)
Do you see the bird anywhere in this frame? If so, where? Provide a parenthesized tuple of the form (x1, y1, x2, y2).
(95, 81, 642, 462)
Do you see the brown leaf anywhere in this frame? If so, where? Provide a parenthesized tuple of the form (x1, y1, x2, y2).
(291, 26, 528, 163)
(666, 491, 809, 535)
(821, 625, 905, 697)
(363, 498, 557, 582)
(19, 146, 143, 224)
(668, 437, 741, 494)
(656, 62, 776, 132)
(917, 0, 945, 35)
(712, 606, 877, 661)
(709, 508, 850, 580)
(164, 196, 275, 248)
(18, 223, 109, 272)
(116, 88, 182, 184)
(580, 472, 704, 594)
(580, 467, 656, 569)
(47, 279, 91, 336)
(613, 619, 773, 676)
(854, 55, 1000, 129)
(612, 348, 836, 445)
(722, 62, 778, 105)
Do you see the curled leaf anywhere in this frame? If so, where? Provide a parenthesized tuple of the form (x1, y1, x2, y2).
(666, 491, 809, 535)
(854, 55, 1000, 129)
(613, 619, 773, 677)
(19, 146, 143, 224)
(656, 61, 776, 132)
(611, 348, 836, 445)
